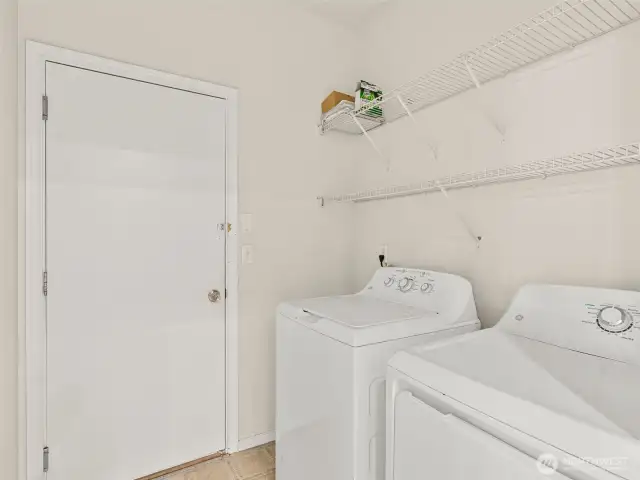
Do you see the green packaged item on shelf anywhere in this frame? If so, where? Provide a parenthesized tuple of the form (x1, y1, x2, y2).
(356, 80, 384, 119)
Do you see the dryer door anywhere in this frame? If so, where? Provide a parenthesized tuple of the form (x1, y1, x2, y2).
(391, 392, 571, 480)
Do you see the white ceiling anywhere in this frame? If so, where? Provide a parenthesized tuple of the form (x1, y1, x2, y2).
(305, 0, 394, 29)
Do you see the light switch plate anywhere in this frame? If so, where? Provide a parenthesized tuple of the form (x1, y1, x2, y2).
(242, 245, 254, 264)
(241, 214, 253, 233)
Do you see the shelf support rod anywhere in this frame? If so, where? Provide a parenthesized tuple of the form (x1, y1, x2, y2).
(398, 93, 478, 246)
(396, 95, 438, 161)
(351, 113, 390, 171)
(464, 56, 506, 140)
(464, 56, 482, 89)
(436, 184, 482, 248)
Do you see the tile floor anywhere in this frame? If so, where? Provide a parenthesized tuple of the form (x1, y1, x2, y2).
(162, 443, 275, 480)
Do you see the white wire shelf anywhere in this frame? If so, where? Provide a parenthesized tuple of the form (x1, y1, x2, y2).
(320, 0, 640, 135)
(320, 143, 640, 204)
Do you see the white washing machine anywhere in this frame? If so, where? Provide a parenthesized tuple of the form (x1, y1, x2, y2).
(276, 267, 480, 480)
(387, 284, 640, 480)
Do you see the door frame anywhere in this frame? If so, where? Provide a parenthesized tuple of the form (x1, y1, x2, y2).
(22, 41, 240, 480)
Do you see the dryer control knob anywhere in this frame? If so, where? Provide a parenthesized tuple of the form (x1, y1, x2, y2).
(398, 278, 414, 292)
(421, 283, 433, 293)
(384, 277, 395, 287)
(597, 306, 633, 333)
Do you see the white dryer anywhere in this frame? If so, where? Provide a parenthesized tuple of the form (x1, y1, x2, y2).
(387, 284, 640, 480)
(276, 267, 480, 480)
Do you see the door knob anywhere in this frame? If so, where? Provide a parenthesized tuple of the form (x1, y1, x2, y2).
(208, 289, 222, 303)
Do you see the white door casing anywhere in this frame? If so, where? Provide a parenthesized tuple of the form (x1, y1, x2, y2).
(23, 43, 239, 480)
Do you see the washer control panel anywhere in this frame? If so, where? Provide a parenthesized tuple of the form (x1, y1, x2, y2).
(498, 284, 640, 365)
(362, 267, 478, 322)
(383, 270, 436, 295)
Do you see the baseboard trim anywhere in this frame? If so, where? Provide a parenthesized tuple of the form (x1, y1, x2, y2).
(235, 431, 275, 452)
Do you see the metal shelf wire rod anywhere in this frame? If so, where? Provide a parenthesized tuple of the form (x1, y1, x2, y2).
(319, 143, 640, 205)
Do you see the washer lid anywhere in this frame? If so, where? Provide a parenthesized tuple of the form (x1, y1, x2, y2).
(390, 329, 640, 478)
(292, 295, 434, 327)
(278, 294, 469, 347)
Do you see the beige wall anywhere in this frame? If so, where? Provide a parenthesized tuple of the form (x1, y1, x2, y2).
(0, 0, 18, 476)
(17, 0, 361, 444)
(12, 0, 640, 473)
(351, 0, 640, 325)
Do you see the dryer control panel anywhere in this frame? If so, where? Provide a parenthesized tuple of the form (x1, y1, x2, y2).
(498, 284, 640, 366)
(590, 304, 637, 334)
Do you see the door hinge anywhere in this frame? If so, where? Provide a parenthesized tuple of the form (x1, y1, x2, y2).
(42, 271, 48, 297)
(225, 288, 228, 299)
(43, 446, 49, 472)
(42, 95, 49, 121)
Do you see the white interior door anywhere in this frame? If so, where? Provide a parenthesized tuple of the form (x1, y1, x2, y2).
(45, 62, 227, 480)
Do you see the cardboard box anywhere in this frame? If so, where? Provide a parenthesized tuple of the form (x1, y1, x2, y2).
(322, 91, 355, 114)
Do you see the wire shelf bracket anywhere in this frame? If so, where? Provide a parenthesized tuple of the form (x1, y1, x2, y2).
(397, 93, 479, 245)
(437, 184, 482, 248)
(396, 95, 439, 161)
(463, 56, 507, 140)
(464, 56, 482, 89)
(351, 113, 390, 171)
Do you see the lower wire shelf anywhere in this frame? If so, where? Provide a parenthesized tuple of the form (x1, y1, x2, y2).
(319, 142, 640, 205)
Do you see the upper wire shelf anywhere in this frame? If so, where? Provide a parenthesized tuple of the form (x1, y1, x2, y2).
(321, 143, 640, 204)
(320, 0, 640, 135)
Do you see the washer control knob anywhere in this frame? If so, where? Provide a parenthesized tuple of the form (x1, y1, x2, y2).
(384, 277, 395, 287)
(421, 283, 433, 293)
(398, 278, 414, 292)
(597, 306, 633, 333)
